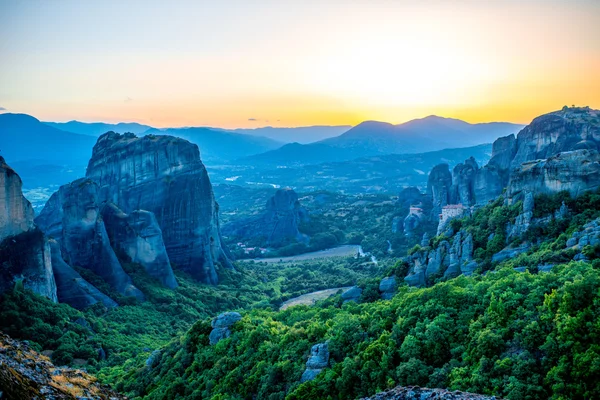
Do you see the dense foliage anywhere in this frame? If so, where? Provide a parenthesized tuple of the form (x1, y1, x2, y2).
(0, 253, 384, 375)
(118, 261, 600, 400)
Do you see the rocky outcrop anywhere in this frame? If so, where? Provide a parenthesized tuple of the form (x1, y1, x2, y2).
(0, 157, 57, 302)
(379, 276, 397, 299)
(102, 203, 177, 289)
(506, 192, 534, 241)
(360, 386, 500, 400)
(86, 132, 232, 284)
(404, 230, 476, 287)
(566, 218, 600, 260)
(0, 229, 57, 302)
(475, 107, 600, 204)
(36, 179, 144, 301)
(451, 157, 479, 207)
(341, 286, 362, 303)
(300, 342, 329, 382)
(397, 187, 424, 208)
(491, 245, 530, 263)
(0, 332, 125, 399)
(506, 149, 600, 202)
(48, 239, 117, 310)
(0, 156, 34, 239)
(209, 312, 242, 345)
(427, 164, 453, 217)
(224, 188, 308, 246)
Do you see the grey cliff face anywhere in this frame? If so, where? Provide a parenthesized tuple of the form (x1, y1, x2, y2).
(224, 188, 308, 246)
(427, 164, 453, 217)
(0, 156, 34, 239)
(506, 149, 600, 202)
(474, 107, 600, 204)
(451, 157, 479, 207)
(0, 157, 57, 302)
(48, 239, 117, 309)
(35, 178, 144, 301)
(379, 276, 397, 300)
(85, 132, 232, 284)
(102, 203, 177, 289)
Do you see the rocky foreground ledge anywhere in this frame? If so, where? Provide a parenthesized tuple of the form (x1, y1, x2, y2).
(361, 386, 500, 400)
(0, 332, 124, 399)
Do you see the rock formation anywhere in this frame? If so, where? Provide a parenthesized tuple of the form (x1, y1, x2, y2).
(224, 188, 309, 246)
(48, 239, 117, 309)
(0, 157, 57, 302)
(379, 276, 397, 299)
(86, 132, 232, 284)
(209, 312, 242, 345)
(506, 149, 600, 202)
(475, 107, 600, 204)
(341, 286, 362, 303)
(36, 178, 144, 301)
(0, 332, 125, 399)
(451, 157, 479, 207)
(0, 156, 34, 239)
(300, 342, 329, 382)
(427, 164, 453, 217)
(102, 203, 177, 289)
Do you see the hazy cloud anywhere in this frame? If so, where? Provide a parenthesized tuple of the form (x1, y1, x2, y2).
(124, 97, 133, 103)
(0, 107, 6, 111)
(248, 118, 257, 121)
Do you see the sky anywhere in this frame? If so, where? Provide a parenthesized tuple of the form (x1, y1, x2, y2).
(0, 0, 599, 128)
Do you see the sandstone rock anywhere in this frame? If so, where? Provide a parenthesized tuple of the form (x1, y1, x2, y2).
(209, 312, 242, 345)
(379, 276, 397, 300)
(404, 270, 426, 287)
(48, 239, 117, 309)
(86, 132, 232, 284)
(341, 286, 362, 303)
(397, 187, 424, 208)
(421, 233, 430, 247)
(0, 157, 57, 302)
(102, 203, 177, 289)
(0, 156, 34, 239)
(36, 178, 144, 301)
(427, 163, 453, 217)
(301, 342, 329, 382)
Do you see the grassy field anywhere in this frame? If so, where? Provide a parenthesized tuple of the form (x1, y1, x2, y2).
(249, 245, 361, 264)
(279, 287, 352, 310)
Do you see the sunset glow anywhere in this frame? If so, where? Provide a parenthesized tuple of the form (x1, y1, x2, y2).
(1, 0, 599, 127)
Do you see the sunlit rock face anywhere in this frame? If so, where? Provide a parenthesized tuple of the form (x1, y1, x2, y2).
(85, 132, 232, 285)
(0, 157, 57, 302)
(35, 178, 144, 301)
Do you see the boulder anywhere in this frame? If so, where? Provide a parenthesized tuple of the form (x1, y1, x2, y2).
(209, 312, 242, 345)
(341, 286, 362, 303)
(300, 343, 329, 382)
(379, 276, 397, 300)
